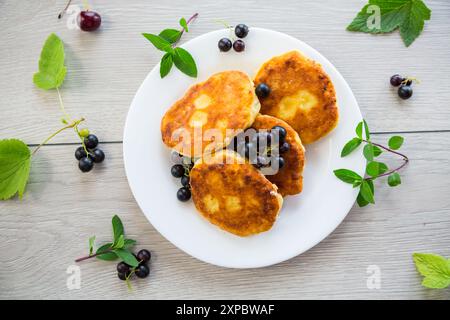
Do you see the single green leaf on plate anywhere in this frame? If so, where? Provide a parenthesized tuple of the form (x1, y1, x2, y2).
(173, 47, 198, 77)
(372, 145, 383, 157)
(388, 172, 401, 187)
(363, 119, 370, 140)
(355, 121, 363, 139)
(114, 248, 139, 267)
(363, 143, 375, 161)
(159, 28, 182, 43)
(114, 234, 125, 249)
(160, 52, 174, 78)
(347, 0, 431, 47)
(123, 239, 137, 249)
(33, 33, 67, 90)
(0, 139, 31, 200)
(388, 136, 404, 150)
(88, 236, 96, 255)
(142, 33, 173, 52)
(341, 138, 362, 157)
(412, 253, 450, 289)
(360, 179, 375, 204)
(179, 17, 188, 32)
(96, 243, 118, 261)
(112, 215, 124, 245)
(357, 179, 374, 207)
(333, 169, 362, 185)
(366, 161, 388, 177)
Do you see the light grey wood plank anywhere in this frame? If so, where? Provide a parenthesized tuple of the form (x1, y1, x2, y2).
(0, 132, 449, 299)
(1, 0, 450, 145)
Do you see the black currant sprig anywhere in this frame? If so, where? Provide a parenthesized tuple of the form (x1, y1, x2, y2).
(390, 74, 419, 100)
(217, 22, 249, 53)
(170, 152, 194, 202)
(74, 132, 106, 173)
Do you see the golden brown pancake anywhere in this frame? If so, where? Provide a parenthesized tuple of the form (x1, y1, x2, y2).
(161, 71, 260, 158)
(190, 150, 283, 237)
(252, 114, 305, 197)
(254, 51, 338, 144)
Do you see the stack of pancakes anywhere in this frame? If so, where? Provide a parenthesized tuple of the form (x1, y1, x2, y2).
(161, 50, 339, 237)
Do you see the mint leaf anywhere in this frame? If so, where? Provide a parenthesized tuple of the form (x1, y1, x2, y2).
(112, 215, 124, 245)
(355, 121, 363, 139)
(360, 180, 375, 204)
(0, 139, 31, 200)
(413, 253, 450, 289)
(373, 145, 383, 157)
(173, 47, 197, 77)
(123, 239, 137, 248)
(363, 143, 375, 161)
(363, 119, 370, 140)
(347, 0, 431, 47)
(142, 33, 173, 52)
(357, 180, 374, 207)
(388, 136, 404, 150)
(333, 169, 362, 184)
(179, 17, 188, 32)
(160, 52, 174, 78)
(388, 172, 401, 186)
(89, 236, 96, 255)
(96, 243, 118, 261)
(114, 248, 139, 267)
(341, 138, 362, 157)
(366, 161, 388, 177)
(33, 33, 67, 90)
(114, 234, 125, 249)
(159, 29, 182, 43)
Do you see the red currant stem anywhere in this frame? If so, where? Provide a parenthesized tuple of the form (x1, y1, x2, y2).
(58, 0, 73, 19)
(74, 248, 112, 263)
(361, 139, 409, 181)
(32, 118, 85, 156)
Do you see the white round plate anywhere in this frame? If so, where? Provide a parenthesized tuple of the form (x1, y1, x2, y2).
(124, 28, 365, 268)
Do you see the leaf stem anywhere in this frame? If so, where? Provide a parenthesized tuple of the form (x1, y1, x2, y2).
(173, 13, 198, 46)
(56, 87, 70, 121)
(362, 139, 409, 180)
(74, 249, 111, 263)
(31, 118, 85, 156)
(58, 0, 73, 19)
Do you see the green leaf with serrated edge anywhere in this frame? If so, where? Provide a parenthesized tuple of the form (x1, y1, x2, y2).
(179, 17, 188, 32)
(114, 248, 139, 267)
(333, 169, 362, 184)
(388, 172, 401, 187)
(142, 33, 173, 52)
(341, 138, 362, 157)
(363, 143, 374, 161)
(363, 119, 370, 140)
(96, 243, 118, 261)
(159, 29, 182, 43)
(388, 136, 404, 150)
(160, 52, 174, 78)
(0, 139, 31, 200)
(413, 253, 450, 289)
(173, 47, 197, 77)
(360, 180, 375, 204)
(355, 121, 363, 139)
(114, 234, 125, 249)
(347, 0, 431, 47)
(123, 239, 136, 248)
(366, 161, 388, 177)
(33, 33, 67, 90)
(112, 215, 124, 245)
(373, 145, 383, 157)
(88, 236, 95, 255)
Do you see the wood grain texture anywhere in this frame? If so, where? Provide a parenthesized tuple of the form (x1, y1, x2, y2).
(1, 0, 450, 144)
(0, 133, 449, 299)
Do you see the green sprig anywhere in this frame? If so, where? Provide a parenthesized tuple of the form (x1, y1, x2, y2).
(334, 120, 409, 207)
(143, 13, 198, 78)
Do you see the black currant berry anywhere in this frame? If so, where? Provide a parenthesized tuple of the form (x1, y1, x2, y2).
(390, 74, 404, 87)
(171, 164, 185, 178)
(136, 249, 151, 263)
(255, 83, 271, 99)
(234, 24, 249, 38)
(79, 157, 94, 172)
(84, 134, 99, 149)
(117, 262, 130, 274)
(233, 40, 245, 52)
(75, 146, 87, 160)
(135, 264, 150, 279)
(398, 84, 413, 99)
(91, 148, 105, 163)
(181, 175, 190, 187)
(177, 187, 191, 202)
(218, 38, 232, 52)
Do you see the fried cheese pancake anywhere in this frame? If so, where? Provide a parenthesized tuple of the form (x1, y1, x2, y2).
(190, 150, 283, 237)
(161, 71, 260, 158)
(252, 114, 305, 196)
(254, 51, 338, 144)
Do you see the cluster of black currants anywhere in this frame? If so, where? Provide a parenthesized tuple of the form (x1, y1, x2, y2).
(390, 74, 415, 100)
(233, 125, 290, 170)
(218, 24, 249, 53)
(74, 134, 105, 172)
(170, 152, 194, 202)
(117, 249, 151, 281)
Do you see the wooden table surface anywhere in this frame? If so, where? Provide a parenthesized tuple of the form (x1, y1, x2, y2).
(1, 0, 449, 299)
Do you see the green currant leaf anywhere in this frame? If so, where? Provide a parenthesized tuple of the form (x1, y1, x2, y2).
(360, 180, 375, 204)
(112, 215, 124, 245)
(363, 119, 370, 140)
(95, 243, 118, 261)
(341, 138, 362, 157)
(333, 169, 362, 184)
(173, 47, 197, 77)
(388, 172, 402, 186)
(363, 143, 374, 161)
(413, 253, 450, 289)
(159, 29, 182, 43)
(114, 248, 139, 267)
(179, 17, 188, 32)
(372, 145, 383, 157)
(388, 136, 404, 150)
(88, 236, 96, 255)
(357, 179, 374, 207)
(366, 161, 388, 177)
(160, 52, 174, 78)
(142, 33, 173, 52)
(355, 121, 363, 139)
